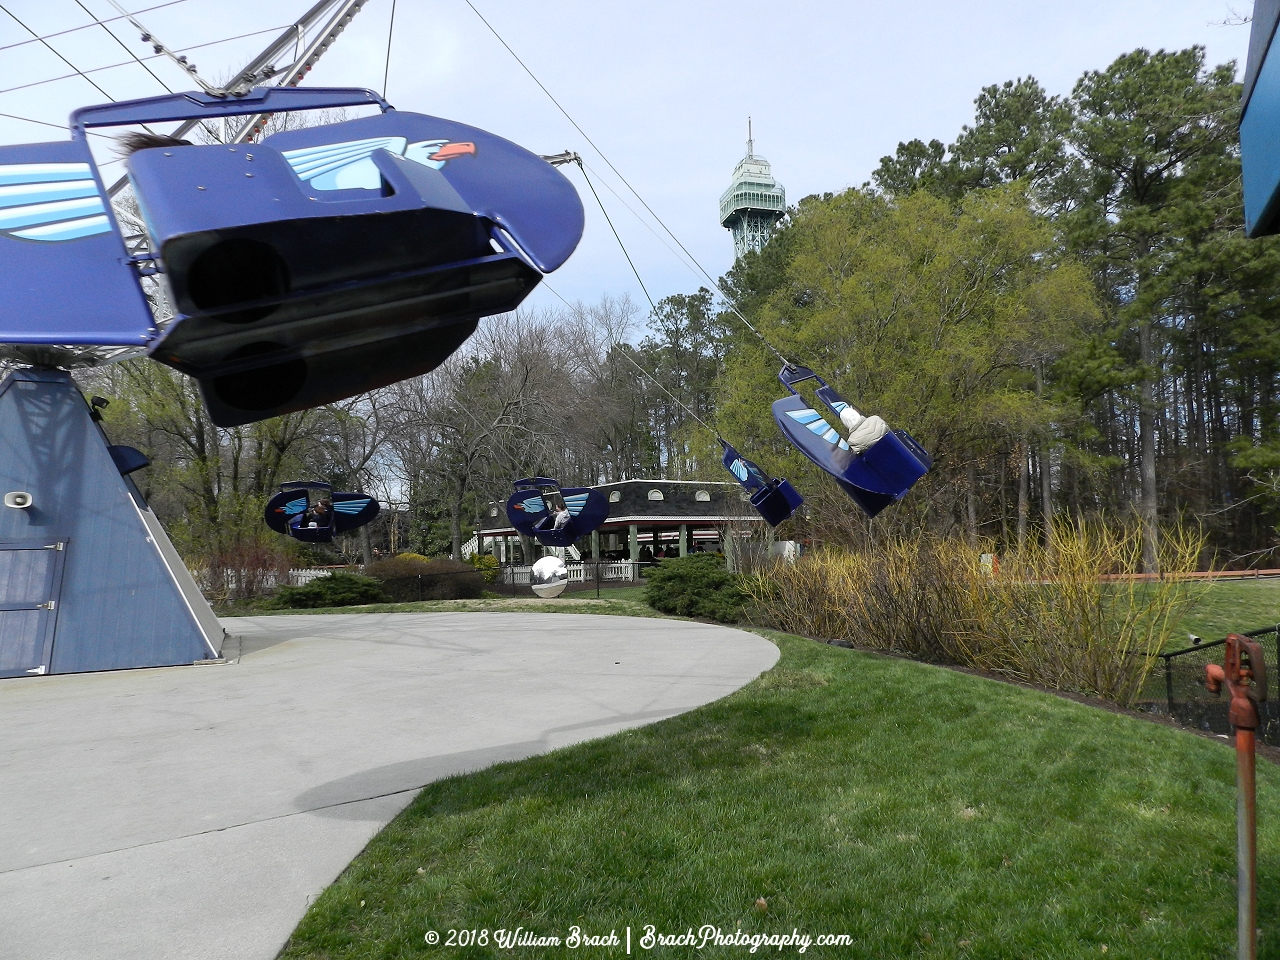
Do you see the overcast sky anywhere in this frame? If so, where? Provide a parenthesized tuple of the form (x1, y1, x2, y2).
(0, 1, 1256, 317)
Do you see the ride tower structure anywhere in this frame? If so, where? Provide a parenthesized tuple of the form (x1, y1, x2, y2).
(0, 2, 380, 677)
(718, 119, 785, 260)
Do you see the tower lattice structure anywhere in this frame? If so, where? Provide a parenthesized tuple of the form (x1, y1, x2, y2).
(719, 120, 785, 260)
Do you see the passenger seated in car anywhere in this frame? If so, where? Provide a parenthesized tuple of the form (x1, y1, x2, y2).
(839, 407, 890, 454)
(551, 505, 571, 531)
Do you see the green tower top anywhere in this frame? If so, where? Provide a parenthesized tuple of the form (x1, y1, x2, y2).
(719, 119, 786, 260)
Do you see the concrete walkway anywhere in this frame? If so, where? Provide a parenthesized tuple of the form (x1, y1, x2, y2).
(0, 613, 778, 960)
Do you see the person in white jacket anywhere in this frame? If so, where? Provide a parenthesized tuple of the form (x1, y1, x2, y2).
(551, 505, 571, 530)
(839, 406, 890, 454)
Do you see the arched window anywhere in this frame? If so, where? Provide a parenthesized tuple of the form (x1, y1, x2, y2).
(648, 489, 664, 501)
(489, 506, 498, 517)
(695, 489, 711, 502)
(609, 490, 622, 503)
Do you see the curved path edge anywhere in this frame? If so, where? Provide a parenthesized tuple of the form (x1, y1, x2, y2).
(0, 612, 778, 960)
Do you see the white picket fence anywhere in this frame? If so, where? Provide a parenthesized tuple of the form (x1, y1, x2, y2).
(501, 560, 640, 586)
(196, 566, 337, 599)
(288, 567, 347, 586)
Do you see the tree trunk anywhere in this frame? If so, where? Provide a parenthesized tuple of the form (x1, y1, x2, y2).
(1040, 445, 1054, 559)
(1138, 318, 1159, 574)
(359, 524, 373, 567)
(965, 460, 979, 546)
(449, 501, 463, 560)
(1036, 364, 1054, 559)
(998, 451, 1008, 545)
(1016, 441, 1029, 554)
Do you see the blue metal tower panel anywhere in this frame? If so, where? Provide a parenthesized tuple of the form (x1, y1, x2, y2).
(1243, 0, 1280, 106)
(1241, 0, 1280, 236)
(0, 369, 218, 675)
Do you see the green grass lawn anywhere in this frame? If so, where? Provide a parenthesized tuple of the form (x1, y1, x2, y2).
(277, 628, 1279, 959)
(1175, 577, 1280, 645)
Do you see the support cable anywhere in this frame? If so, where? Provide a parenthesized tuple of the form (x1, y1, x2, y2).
(577, 160, 656, 314)
(581, 157, 706, 285)
(0, 3, 123, 105)
(381, 0, 396, 98)
(0, 111, 114, 138)
(0, 0, 192, 54)
(544, 162, 721, 442)
(105, 0, 222, 96)
(222, 0, 374, 145)
(463, 0, 794, 370)
(0, 27, 290, 98)
(75, 0, 173, 94)
(105, 0, 372, 196)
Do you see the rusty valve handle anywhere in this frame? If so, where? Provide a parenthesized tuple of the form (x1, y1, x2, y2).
(1205, 634, 1267, 730)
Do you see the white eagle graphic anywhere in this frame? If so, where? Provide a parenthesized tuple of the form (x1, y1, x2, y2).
(280, 137, 476, 191)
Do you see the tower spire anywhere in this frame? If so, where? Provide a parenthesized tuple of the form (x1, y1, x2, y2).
(747, 117, 753, 158)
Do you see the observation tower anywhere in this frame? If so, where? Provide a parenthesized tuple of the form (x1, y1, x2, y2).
(719, 119, 786, 260)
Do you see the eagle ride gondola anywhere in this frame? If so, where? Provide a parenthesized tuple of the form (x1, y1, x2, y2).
(264, 480, 379, 544)
(772, 366, 931, 519)
(719, 440, 804, 527)
(504, 478, 609, 548)
(0, 86, 584, 426)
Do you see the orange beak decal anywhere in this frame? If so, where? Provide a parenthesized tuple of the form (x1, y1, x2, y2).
(433, 141, 476, 162)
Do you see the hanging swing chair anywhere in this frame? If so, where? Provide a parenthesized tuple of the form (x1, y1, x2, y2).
(772, 366, 931, 519)
(719, 440, 804, 527)
(505, 477, 609, 548)
(264, 480, 380, 544)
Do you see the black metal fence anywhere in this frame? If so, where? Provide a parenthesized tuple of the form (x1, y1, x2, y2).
(379, 570, 502, 601)
(1139, 626, 1280, 746)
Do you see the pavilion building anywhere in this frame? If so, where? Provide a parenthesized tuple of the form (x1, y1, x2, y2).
(477, 479, 762, 564)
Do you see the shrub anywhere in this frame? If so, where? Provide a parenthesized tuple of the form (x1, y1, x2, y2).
(269, 572, 387, 609)
(746, 521, 1206, 707)
(364, 555, 434, 580)
(467, 553, 501, 583)
(644, 554, 746, 623)
(192, 537, 293, 602)
(368, 557, 485, 601)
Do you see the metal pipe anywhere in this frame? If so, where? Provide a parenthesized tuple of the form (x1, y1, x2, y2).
(226, 0, 373, 145)
(1237, 726, 1258, 960)
(108, 0, 371, 196)
(1206, 633, 1266, 960)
